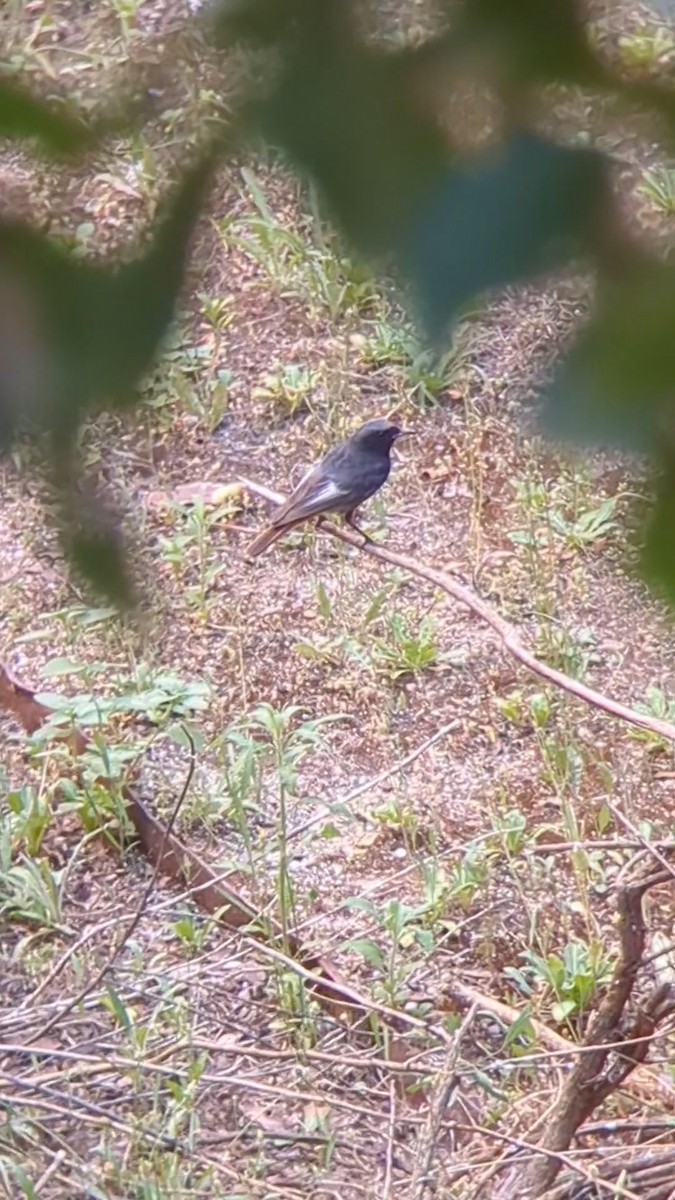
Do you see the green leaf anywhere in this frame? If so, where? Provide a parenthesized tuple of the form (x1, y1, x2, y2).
(0, 151, 214, 441)
(69, 526, 134, 607)
(346, 938, 385, 970)
(400, 133, 607, 337)
(643, 468, 675, 606)
(460, 0, 601, 85)
(0, 78, 93, 155)
(0, 150, 215, 599)
(42, 657, 86, 677)
(33, 692, 74, 711)
(551, 999, 577, 1023)
(544, 263, 675, 451)
(316, 581, 332, 621)
(259, 33, 450, 257)
(210, 0, 313, 46)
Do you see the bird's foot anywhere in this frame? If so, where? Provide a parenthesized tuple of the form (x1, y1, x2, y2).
(344, 513, 372, 546)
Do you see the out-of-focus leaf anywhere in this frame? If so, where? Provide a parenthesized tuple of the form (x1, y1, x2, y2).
(210, 0, 314, 46)
(544, 263, 675, 452)
(642, 468, 675, 606)
(459, 0, 601, 85)
(69, 529, 134, 607)
(0, 150, 215, 449)
(0, 78, 93, 155)
(55, 481, 135, 606)
(0, 149, 216, 600)
(400, 133, 607, 337)
(259, 34, 451, 257)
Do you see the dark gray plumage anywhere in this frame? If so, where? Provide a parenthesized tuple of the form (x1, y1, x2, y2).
(247, 417, 404, 557)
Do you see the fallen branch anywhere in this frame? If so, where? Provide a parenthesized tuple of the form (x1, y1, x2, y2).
(491, 862, 675, 1198)
(0, 661, 428, 1062)
(34, 734, 197, 1040)
(240, 478, 675, 745)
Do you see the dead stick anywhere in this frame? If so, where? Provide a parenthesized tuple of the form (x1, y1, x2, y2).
(502, 865, 675, 1197)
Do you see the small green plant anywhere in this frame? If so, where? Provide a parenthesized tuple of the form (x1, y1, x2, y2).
(253, 364, 320, 417)
(358, 320, 466, 406)
(5, 786, 52, 857)
(548, 497, 619, 550)
(218, 167, 310, 290)
(173, 913, 213, 954)
(304, 249, 378, 320)
(490, 808, 529, 857)
(506, 939, 614, 1027)
(220, 169, 380, 320)
(632, 685, 675, 746)
(618, 26, 675, 70)
(536, 624, 599, 680)
(32, 662, 211, 735)
(372, 797, 426, 851)
(406, 342, 465, 409)
(447, 844, 487, 910)
(111, 0, 142, 41)
(358, 321, 413, 367)
(38, 604, 118, 648)
(200, 292, 235, 330)
(237, 704, 339, 957)
(496, 690, 553, 729)
(639, 166, 675, 215)
(142, 327, 233, 431)
(0, 854, 68, 929)
(370, 613, 461, 681)
(295, 578, 404, 667)
(345, 897, 436, 1006)
(159, 499, 233, 618)
(539, 736, 584, 796)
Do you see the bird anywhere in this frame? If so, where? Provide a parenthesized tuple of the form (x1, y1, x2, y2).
(246, 417, 405, 557)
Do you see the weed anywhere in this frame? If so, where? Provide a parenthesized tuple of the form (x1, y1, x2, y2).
(219, 168, 380, 320)
(358, 318, 467, 407)
(159, 499, 233, 618)
(199, 292, 235, 331)
(173, 913, 213, 954)
(632, 684, 675, 747)
(253, 363, 320, 418)
(236, 704, 337, 956)
(5, 786, 52, 858)
(0, 852, 68, 930)
(447, 844, 487, 910)
(618, 26, 675, 70)
(370, 612, 462, 681)
(547, 497, 619, 551)
(372, 797, 426, 852)
(497, 689, 553, 729)
(345, 896, 436, 1005)
(506, 939, 614, 1028)
(639, 166, 675, 215)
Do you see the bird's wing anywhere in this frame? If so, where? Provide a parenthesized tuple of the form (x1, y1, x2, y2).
(270, 466, 349, 526)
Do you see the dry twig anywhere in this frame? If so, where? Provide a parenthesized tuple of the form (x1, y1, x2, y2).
(240, 478, 675, 746)
(493, 864, 675, 1197)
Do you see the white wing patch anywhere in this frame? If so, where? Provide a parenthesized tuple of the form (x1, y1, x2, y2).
(274, 472, 348, 524)
(307, 478, 345, 507)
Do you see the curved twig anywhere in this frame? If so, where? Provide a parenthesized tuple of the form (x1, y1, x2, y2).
(240, 478, 675, 745)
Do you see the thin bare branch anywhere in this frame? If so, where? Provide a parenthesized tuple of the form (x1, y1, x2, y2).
(240, 479, 675, 745)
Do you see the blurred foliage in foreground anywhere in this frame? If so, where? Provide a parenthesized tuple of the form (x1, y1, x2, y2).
(3, 0, 675, 602)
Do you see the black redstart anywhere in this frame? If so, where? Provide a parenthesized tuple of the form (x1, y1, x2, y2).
(247, 417, 404, 557)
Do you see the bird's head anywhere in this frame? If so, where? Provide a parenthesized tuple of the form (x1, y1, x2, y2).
(352, 417, 406, 453)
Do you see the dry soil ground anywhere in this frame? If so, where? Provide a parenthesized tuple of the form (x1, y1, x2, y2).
(4, 3, 675, 1198)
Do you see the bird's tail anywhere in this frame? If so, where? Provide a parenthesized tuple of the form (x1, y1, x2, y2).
(246, 524, 284, 558)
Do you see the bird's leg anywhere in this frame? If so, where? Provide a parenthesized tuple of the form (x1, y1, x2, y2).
(344, 509, 371, 545)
